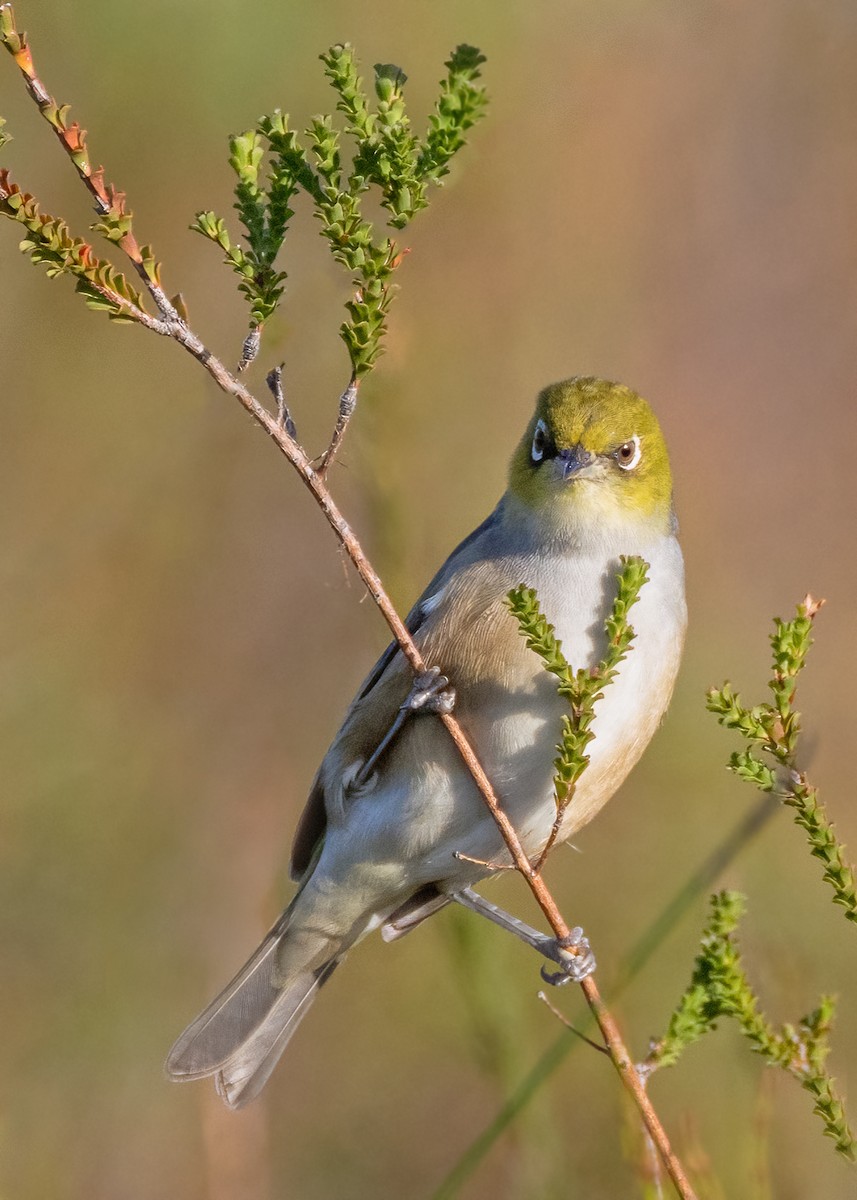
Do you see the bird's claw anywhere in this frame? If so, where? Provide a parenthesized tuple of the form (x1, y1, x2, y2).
(403, 667, 456, 715)
(350, 669, 456, 791)
(540, 928, 596, 986)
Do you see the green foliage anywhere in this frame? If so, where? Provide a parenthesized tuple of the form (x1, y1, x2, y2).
(506, 556, 648, 854)
(727, 747, 775, 791)
(707, 596, 857, 925)
(0, 170, 145, 321)
(192, 129, 294, 332)
(648, 892, 855, 1161)
(705, 681, 771, 748)
(0, 114, 8, 151)
(783, 771, 857, 922)
(420, 46, 489, 183)
(193, 43, 487, 376)
(2, 12, 486, 376)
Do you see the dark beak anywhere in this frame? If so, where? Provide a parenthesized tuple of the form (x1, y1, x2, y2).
(557, 445, 594, 480)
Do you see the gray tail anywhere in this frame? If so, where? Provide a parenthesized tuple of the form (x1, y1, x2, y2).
(166, 913, 343, 1109)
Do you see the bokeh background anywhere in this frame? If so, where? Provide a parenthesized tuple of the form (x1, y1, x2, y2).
(3, 1, 857, 1196)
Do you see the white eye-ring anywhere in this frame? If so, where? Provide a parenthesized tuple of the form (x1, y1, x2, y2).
(531, 418, 549, 463)
(615, 434, 642, 471)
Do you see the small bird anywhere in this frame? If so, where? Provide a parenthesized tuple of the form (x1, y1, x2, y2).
(167, 376, 687, 1107)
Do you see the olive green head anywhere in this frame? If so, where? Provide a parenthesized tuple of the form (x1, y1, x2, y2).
(509, 377, 674, 533)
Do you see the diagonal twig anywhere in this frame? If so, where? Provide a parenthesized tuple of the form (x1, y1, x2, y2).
(0, 14, 698, 1197)
(318, 376, 359, 477)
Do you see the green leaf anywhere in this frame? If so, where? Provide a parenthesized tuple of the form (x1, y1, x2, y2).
(506, 557, 648, 847)
(1, 171, 148, 322)
(648, 892, 856, 1161)
(709, 598, 856, 925)
(418, 44, 488, 183)
(728, 748, 775, 791)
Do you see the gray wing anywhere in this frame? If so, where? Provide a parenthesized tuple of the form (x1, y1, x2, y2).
(288, 499, 505, 881)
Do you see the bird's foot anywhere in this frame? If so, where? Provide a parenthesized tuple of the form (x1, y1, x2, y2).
(540, 928, 596, 986)
(351, 669, 456, 791)
(402, 667, 456, 715)
(451, 887, 596, 983)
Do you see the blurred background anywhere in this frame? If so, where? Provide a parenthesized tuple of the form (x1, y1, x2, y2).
(2, 1, 857, 1196)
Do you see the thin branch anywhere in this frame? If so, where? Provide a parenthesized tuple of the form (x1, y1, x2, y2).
(266, 363, 298, 441)
(171, 332, 697, 1196)
(453, 850, 517, 871)
(318, 376, 359, 477)
(162, 318, 698, 1200)
(0, 17, 697, 1198)
(537, 991, 610, 1055)
(534, 794, 570, 873)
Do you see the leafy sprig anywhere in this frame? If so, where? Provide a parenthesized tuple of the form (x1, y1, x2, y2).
(0, 12, 486, 391)
(707, 596, 857, 924)
(506, 555, 649, 866)
(0, 170, 147, 322)
(420, 45, 490, 183)
(646, 891, 855, 1161)
(1, 1, 168, 313)
(193, 43, 487, 377)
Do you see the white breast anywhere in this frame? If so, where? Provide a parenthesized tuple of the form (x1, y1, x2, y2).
(464, 530, 686, 854)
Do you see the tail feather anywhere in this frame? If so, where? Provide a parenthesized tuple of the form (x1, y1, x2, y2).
(214, 958, 340, 1109)
(166, 910, 342, 1100)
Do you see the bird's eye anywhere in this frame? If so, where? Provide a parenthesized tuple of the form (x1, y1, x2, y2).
(614, 435, 642, 471)
(531, 419, 549, 463)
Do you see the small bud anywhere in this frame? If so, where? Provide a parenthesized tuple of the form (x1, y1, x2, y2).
(374, 63, 407, 103)
(237, 325, 261, 372)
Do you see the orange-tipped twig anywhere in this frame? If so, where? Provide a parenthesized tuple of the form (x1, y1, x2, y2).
(1, 2, 167, 308)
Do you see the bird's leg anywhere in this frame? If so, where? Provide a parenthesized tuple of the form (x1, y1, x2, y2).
(451, 886, 596, 985)
(352, 668, 456, 787)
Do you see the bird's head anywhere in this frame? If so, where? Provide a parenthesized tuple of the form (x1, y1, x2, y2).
(508, 377, 674, 536)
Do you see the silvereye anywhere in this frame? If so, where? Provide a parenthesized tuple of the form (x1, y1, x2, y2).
(167, 376, 687, 1107)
